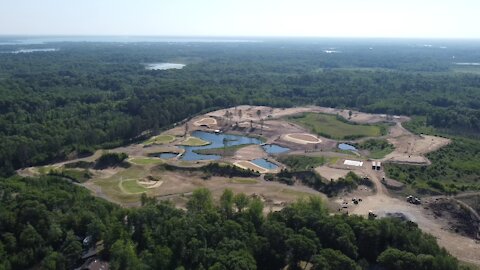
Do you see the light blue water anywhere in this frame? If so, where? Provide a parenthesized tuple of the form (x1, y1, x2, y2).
(145, 63, 185, 70)
(262, 144, 290, 154)
(180, 131, 263, 161)
(338, 143, 358, 151)
(251, 159, 278, 170)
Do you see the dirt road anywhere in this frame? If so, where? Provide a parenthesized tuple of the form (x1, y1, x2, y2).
(350, 168, 480, 266)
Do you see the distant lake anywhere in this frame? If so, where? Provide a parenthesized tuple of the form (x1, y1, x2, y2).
(145, 63, 186, 70)
(2, 48, 58, 54)
(454, 62, 480, 66)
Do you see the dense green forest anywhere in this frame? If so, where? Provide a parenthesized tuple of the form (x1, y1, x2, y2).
(1, 40, 480, 176)
(0, 176, 466, 270)
(0, 38, 480, 268)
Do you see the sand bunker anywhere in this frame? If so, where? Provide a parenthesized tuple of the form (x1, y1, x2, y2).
(284, 133, 322, 144)
(234, 161, 269, 173)
(138, 180, 164, 189)
(194, 117, 217, 127)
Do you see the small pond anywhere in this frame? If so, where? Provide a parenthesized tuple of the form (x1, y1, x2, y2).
(262, 144, 290, 154)
(180, 131, 263, 161)
(338, 143, 358, 151)
(251, 158, 278, 170)
(145, 63, 186, 70)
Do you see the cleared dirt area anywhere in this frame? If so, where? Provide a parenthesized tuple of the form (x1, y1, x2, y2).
(208, 105, 395, 125)
(346, 167, 480, 266)
(21, 104, 472, 264)
(83, 165, 327, 211)
(193, 117, 217, 127)
(233, 145, 267, 160)
(315, 165, 350, 181)
(383, 123, 451, 165)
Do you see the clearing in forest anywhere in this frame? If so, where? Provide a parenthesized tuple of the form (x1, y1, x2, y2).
(288, 112, 385, 140)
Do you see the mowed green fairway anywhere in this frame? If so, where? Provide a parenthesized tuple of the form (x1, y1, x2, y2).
(179, 136, 210, 146)
(121, 179, 147, 194)
(92, 165, 148, 203)
(288, 113, 385, 140)
(129, 157, 164, 165)
(144, 134, 176, 145)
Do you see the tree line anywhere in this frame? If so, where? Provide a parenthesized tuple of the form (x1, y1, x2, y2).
(0, 176, 467, 270)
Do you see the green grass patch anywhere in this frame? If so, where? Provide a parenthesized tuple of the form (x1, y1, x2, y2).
(386, 118, 480, 194)
(121, 179, 147, 194)
(48, 168, 92, 183)
(129, 157, 164, 165)
(278, 155, 327, 171)
(287, 112, 385, 140)
(179, 136, 210, 146)
(92, 165, 148, 203)
(229, 178, 258, 184)
(327, 157, 340, 165)
(193, 144, 251, 156)
(356, 139, 394, 159)
(144, 134, 176, 145)
(37, 166, 55, 174)
(385, 137, 480, 194)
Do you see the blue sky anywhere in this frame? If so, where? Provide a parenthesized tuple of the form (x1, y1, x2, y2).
(0, 0, 478, 38)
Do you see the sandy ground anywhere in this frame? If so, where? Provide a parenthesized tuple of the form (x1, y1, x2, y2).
(84, 166, 330, 212)
(233, 145, 267, 160)
(138, 180, 164, 189)
(193, 117, 217, 127)
(315, 166, 350, 181)
(283, 133, 322, 144)
(344, 166, 480, 266)
(383, 123, 451, 165)
(207, 105, 396, 127)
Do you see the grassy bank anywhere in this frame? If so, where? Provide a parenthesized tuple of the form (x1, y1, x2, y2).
(288, 112, 386, 140)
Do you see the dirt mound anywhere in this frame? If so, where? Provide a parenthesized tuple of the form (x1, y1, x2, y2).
(428, 198, 480, 239)
(283, 133, 322, 144)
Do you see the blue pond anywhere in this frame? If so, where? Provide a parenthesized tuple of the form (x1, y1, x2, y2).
(338, 143, 358, 151)
(262, 144, 290, 154)
(180, 131, 263, 161)
(251, 159, 278, 170)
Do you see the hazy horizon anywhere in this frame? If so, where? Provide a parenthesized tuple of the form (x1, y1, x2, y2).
(1, 0, 479, 39)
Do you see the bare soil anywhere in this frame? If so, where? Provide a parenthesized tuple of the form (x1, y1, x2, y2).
(193, 117, 217, 127)
(315, 166, 350, 181)
(383, 122, 450, 165)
